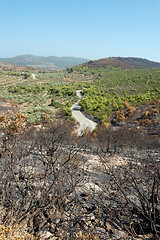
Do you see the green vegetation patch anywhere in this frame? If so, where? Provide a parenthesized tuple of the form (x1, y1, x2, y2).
(1, 64, 160, 125)
(74, 68, 160, 121)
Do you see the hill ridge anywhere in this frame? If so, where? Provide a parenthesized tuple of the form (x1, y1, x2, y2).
(0, 54, 89, 70)
(81, 57, 160, 69)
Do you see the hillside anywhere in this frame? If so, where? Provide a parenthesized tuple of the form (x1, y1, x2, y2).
(0, 59, 160, 239)
(0, 110, 160, 240)
(0, 54, 89, 70)
(80, 57, 160, 69)
(0, 60, 159, 138)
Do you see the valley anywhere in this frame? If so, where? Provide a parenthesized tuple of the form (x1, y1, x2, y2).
(0, 57, 160, 239)
(0, 57, 160, 136)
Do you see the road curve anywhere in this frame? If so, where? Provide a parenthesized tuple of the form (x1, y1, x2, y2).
(31, 73, 36, 79)
(71, 90, 97, 135)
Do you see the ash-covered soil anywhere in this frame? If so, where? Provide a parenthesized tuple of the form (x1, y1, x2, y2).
(0, 134, 159, 240)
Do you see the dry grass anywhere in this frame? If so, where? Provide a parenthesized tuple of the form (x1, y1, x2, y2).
(0, 223, 36, 240)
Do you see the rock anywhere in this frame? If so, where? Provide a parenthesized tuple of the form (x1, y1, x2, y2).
(90, 213, 95, 221)
(105, 222, 113, 232)
(96, 227, 107, 234)
(39, 230, 56, 240)
(55, 218, 60, 224)
(113, 229, 128, 239)
(84, 182, 103, 192)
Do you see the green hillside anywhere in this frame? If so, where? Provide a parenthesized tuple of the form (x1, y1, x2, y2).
(73, 69, 159, 118)
(0, 54, 89, 70)
(0, 57, 160, 130)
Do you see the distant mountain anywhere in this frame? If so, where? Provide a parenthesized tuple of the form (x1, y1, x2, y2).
(0, 55, 89, 70)
(81, 57, 160, 69)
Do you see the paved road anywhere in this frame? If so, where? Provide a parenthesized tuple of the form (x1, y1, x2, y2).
(71, 90, 97, 135)
(31, 73, 36, 79)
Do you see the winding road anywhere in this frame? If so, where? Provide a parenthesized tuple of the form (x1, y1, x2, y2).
(71, 90, 97, 135)
(31, 73, 36, 79)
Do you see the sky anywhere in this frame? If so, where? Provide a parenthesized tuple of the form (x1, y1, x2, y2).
(0, 0, 160, 62)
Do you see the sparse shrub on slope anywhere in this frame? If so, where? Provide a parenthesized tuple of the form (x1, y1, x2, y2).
(115, 109, 125, 122)
(101, 159, 160, 239)
(0, 223, 36, 240)
(0, 110, 28, 139)
(0, 110, 160, 239)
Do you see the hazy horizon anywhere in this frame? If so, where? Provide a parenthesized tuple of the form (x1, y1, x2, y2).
(1, 0, 160, 62)
(1, 54, 160, 64)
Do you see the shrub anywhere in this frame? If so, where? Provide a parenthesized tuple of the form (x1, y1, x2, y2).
(124, 101, 136, 117)
(49, 98, 62, 108)
(0, 223, 36, 240)
(0, 110, 28, 137)
(115, 109, 125, 122)
(66, 101, 72, 107)
(62, 106, 72, 117)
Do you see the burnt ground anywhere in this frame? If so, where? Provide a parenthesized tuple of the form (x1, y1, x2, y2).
(0, 100, 160, 239)
(0, 129, 159, 240)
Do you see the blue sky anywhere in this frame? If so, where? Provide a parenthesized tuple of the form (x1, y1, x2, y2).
(0, 0, 160, 62)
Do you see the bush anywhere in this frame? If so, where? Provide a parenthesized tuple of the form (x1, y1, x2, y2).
(27, 105, 51, 124)
(62, 106, 72, 117)
(0, 223, 36, 240)
(66, 101, 72, 107)
(115, 109, 125, 122)
(49, 98, 62, 108)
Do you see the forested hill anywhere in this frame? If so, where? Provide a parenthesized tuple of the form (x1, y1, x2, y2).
(0, 55, 89, 70)
(81, 57, 160, 69)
